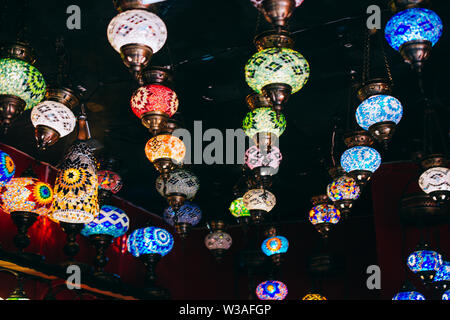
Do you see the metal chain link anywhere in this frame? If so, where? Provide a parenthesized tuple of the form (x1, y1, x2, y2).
(362, 28, 371, 85)
(378, 31, 393, 85)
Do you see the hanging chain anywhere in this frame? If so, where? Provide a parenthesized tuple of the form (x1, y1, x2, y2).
(361, 29, 371, 85)
(377, 31, 393, 85)
(254, 10, 262, 38)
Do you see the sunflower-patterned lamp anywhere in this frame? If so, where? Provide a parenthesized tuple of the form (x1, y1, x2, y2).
(0, 177, 53, 251)
(0, 42, 46, 131)
(0, 150, 15, 187)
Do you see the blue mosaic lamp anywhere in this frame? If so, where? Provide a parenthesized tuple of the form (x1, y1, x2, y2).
(442, 290, 450, 300)
(407, 243, 443, 284)
(385, 7, 443, 71)
(433, 260, 450, 292)
(163, 201, 202, 240)
(392, 290, 426, 300)
(340, 146, 381, 187)
(0, 150, 15, 187)
(355, 95, 403, 147)
(261, 233, 289, 266)
(256, 280, 288, 300)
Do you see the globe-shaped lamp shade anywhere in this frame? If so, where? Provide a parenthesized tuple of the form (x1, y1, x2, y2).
(243, 107, 286, 139)
(229, 197, 251, 218)
(443, 290, 450, 300)
(309, 204, 341, 225)
(418, 167, 450, 195)
(31, 101, 76, 138)
(256, 280, 288, 300)
(145, 134, 186, 165)
(302, 293, 327, 300)
(245, 145, 282, 172)
(245, 47, 310, 94)
(433, 261, 450, 283)
(163, 201, 202, 226)
(327, 175, 361, 201)
(97, 170, 123, 194)
(385, 8, 443, 52)
(81, 205, 129, 238)
(127, 226, 174, 257)
(392, 291, 425, 300)
(340, 146, 381, 173)
(0, 178, 53, 215)
(407, 249, 443, 273)
(261, 235, 289, 256)
(250, 0, 304, 8)
(155, 169, 200, 199)
(0, 58, 46, 110)
(242, 189, 276, 212)
(355, 95, 403, 131)
(130, 84, 178, 119)
(204, 231, 232, 250)
(107, 9, 167, 54)
(0, 151, 15, 187)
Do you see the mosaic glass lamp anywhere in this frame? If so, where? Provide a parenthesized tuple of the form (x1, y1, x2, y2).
(245, 47, 309, 111)
(407, 243, 443, 283)
(256, 280, 288, 300)
(0, 150, 15, 187)
(131, 84, 178, 134)
(145, 134, 186, 176)
(261, 235, 289, 266)
(418, 167, 450, 205)
(229, 197, 251, 223)
(97, 169, 123, 207)
(0, 177, 53, 251)
(355, 95, 403, 146)
(385, 7, 443, 71)
(155, 168, 200, 213)
(309, 204, 341, 238)
(443, 290, 450, 300)
(242, 188, 276, 223)
(127, 226, 174, 286)
(340, 146, 381, 187)
(302, 293, 327, 300)
(163, 201, 202, 240)
(204, 220, 232, 262)
(107, 9, 167, 74)
(392, 290, 425, 300)
(243, 107, 286, 151)
(327, 175, 360, 218)
(433, 261, 450, 292)
(245, 145, 282, 176)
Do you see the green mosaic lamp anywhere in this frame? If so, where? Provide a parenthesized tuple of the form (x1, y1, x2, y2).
(0, 42, 46, 130)
(245, 30, 309, 112)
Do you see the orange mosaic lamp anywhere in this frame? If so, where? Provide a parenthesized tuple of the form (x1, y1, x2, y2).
(145, 134, 186, 176)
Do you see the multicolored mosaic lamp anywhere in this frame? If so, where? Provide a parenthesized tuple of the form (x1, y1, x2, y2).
(243, 107, 286, 153)
(97, 169, 123, 207)
(0, 42, 46, 129)
(0, 177, 53, 251)
(355, 95, 403, 147)
(385, 7, 443, 71)
(0, 150, 15, 187)
(245, 145, 282, 177)
(309, 202, 341, 238)
(107, 9, 167, 76)
(145, 134, 186, 176)
(229, 197, 251, 224)
(407, 243, 443, 283)
(127, 226, 174, 287)
(243, 188, 276, 223)
(81, 205, 129, 274)
(302, 293, 327, 300)
(30, 87, 79, 150)
(155, 168, 200, 213)
(418, 167, 450, 205)
(256, 280, 288, 300)
(205, 220, 232, 262)
(245, 47, 309, 112)
(163, 201, 202, 240)
(340, 146, 381, 187)
(131, 84, 178, 134)
(433, 260, 450, 292)
(327, 175, 360, 218)
(261, 233, 289, 266)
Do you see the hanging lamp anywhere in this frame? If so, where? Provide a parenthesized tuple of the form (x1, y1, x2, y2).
(261, 226, 288, 266)
(242, 188, 276, 223)
(204, 220, 232, 262)
(308, 195, 341, 238)
(163, 201, 201, 240)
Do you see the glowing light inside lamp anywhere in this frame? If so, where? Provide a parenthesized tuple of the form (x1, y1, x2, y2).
(327, 175, 360, 201)
(245, 47, 309, 94)
(31, 101, 76, 138)
(385, 8, 443, 51)
(163, 201, 202, 226)
(243, 107, 286, 139)
(0, 58, 46, 110)
(81, 205, 129, 238)
(204, 231, 232, 250)
(229, 197, 250, 218)
(418, 167, 450, 195)
(155, 169, 200, 199)
(256, 280, 288, 300)
(302, 293, 327, 300)
(130, 84, 178, 119)
(261, 235, 289, 256)
(407, 249, 443, 273)
(443, 290, 450, 300)
(242, 189, 276, 212)
(107, 9, 167, 54)
(308, 204, 341, 225)
(433, 261, 450, 283)
(127, 226, 174, 257)
(0, 151, 15, 187)
(145, 134, 186, 164)
(340, 146, 381, 173)
(245, 145, 282, 171)
(355, 95, 403, 131)
(392, 291, 425, 300)
(0, 177, 53, 215)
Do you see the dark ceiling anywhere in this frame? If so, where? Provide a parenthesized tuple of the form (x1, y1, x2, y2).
(0, 0, 449, 225)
